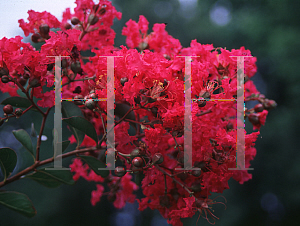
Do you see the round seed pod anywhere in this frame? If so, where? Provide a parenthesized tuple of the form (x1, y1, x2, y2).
(85, 99, 96, 110)
(88, 14, 99, 25)
(1, 75, 9, 83)
(14, 108, 23, 117)
(152, 153, 164, 164)
(114, 166, 126, 177)
(71, 17, 80, 25)
(132, 157, 143, 168)
(3, 104, 13, 114)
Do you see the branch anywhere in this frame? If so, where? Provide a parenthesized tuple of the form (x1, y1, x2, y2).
(155, 165, 195, 198)
(0, 146, 98, 188)
(36, 107, 52, 161)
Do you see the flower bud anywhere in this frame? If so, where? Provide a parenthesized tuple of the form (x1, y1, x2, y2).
(3, 104, 13, 114)
(31, 33, 41, 43)
(1, 75, 9, 83)
(226, 122, 233, 131)
(152, 153, 164, 164)
(61, 59, 69, 69)
(29, 78, 41, 88)
(64, 22, 72, 30)
(71, 61, 81, 74)
(120, 77, 128, 86)
(177, 151, 185, 164)
(191, 170, 201, 177)
(14, 108, 23, 117)
(88, 14, 99, 25)
(254, 103, 264, 112)
(202, 91, 211, 99)
(89, 93, 97, 99)
(46, 63, 54, 71)
(263, 99, 277, 110)
(39, 24, 50, 38)
(114, 166, 126, 177)
(151, 107, 158, 117)
(138, 41, 149, 51)
(130, 149, 140, 158)
(71, 45, 80, 60)
(85, 99, 96, 110)
(163, 54, 171, 60)
(132, 157, 143, 168)
(71, 17, 80, 25)
(17, 76, 27, 86)
(197, 97, 206, 107)
(99, 8, 106, 15)
(248, 113, 259, 125)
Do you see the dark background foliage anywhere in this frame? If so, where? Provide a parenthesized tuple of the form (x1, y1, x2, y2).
(0, 0, 299, 225)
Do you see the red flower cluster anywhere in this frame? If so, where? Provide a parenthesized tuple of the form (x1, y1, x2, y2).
(0, 0, 276, 225)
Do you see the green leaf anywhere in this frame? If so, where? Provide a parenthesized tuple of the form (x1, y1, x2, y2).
(62, 140, 71, 153)
(0, 148, 17, 182)
(79, 155, 109, 178)
(25, 168, 75, 188)
(63, 116, 98, 143)
(115, 103, 136, 131)
(12, 129, 34, 158)
(52, 129, 71, 156)
(61, 101, 84, 117)
(0, 97, 38, 112)
(0, 191, 36, 217)
(61, 102, 85, 148)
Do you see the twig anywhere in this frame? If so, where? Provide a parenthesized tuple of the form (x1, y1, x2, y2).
(0, 146, 99, 188)
(155, 165, 195, 198)
(36, 107, 52, 161)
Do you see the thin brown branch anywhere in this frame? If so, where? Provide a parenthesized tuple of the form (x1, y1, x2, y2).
(36, 107, 52, 161)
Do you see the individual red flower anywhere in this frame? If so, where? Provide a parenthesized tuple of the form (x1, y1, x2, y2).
(91, 184, 105, 206)
(18, 10, 61, 36)
(168, 196, 196, 226)
(36, 90, 54, 108)
(113, 173, 138, 209)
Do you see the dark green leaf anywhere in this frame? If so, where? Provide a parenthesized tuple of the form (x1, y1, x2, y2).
(0, 97, 38, 112)
(25, 168, 74, 188)
(115, 103, 136, 131)
(63, 116, 98, 143)
(12, 129, 34, 158)
(79, 155, 109, 178)
(61, 101, 84, 117)
(0, 191, 36, 217)
(61, 102, 85, 147)
(0, 148, 17, 182)
(52, 129, 71, 156)
(62, 140, 71, 153)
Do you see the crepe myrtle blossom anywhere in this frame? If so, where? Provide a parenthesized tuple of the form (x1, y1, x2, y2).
(0, 0, 276, 225)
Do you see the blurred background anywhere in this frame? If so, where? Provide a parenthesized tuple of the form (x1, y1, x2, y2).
(0, 0, 299, 225)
